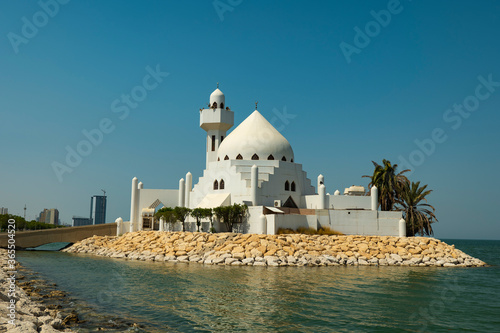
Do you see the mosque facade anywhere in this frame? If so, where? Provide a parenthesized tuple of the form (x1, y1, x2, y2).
(117, 88, 404, 236)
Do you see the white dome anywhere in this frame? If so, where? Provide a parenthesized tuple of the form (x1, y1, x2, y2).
(209, 88, 225, 108)
(217, 110, 294, 162)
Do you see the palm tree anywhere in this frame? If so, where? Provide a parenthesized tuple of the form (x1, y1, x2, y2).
(363, 159, 410, 211)
(397, 181, 438, 236)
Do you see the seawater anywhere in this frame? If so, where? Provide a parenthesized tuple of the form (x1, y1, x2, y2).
(16, 239, 500, 332)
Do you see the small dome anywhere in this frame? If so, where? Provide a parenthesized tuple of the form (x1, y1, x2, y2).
(218, 110, 294, 161)
(210, 88, 225, 108)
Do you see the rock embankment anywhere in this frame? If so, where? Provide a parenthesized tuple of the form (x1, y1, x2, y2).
(62, 231, 486, 267)
(0, 249, 75, 333)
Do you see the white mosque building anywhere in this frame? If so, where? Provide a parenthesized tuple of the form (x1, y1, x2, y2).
(116, 87, 404, 236)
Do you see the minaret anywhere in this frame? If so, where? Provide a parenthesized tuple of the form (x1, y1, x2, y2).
(200, 85, 234, 168)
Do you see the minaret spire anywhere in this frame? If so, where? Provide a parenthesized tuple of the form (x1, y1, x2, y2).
(217, 82, 219, 88)
(255, 101, 258, 110)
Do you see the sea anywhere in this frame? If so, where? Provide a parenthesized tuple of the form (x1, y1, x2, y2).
(15, 239, 500, 332)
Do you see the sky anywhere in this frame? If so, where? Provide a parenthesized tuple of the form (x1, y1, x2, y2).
(1, 0, 499, 240)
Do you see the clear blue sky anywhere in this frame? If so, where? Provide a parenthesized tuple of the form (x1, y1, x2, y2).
(1, 1, 499, 239)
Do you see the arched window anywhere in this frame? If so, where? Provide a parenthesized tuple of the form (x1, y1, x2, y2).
(281, 156, 287, 161)
(252, 153, 259, 160)
(236, 154, 243, 160)
(217, 157, 220, 161)
(220, 102, 224, 109)
(212, 101, 218, 108)
(291, 158, 294, 163)
(220, 179, 225, 190)
(267, 154, 274, 160)
(224, 155, 229, 160)
(291, 181, 296, 192)
(213, 180, 218, 190)
(285, 181, 290, 191)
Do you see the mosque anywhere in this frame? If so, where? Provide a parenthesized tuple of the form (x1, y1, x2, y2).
(117, 87, 404, 236)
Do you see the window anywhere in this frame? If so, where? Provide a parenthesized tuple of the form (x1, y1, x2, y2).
(213, 180, 218, 190)
(217, 157, 220, 161)
(291, 158, 294, 163)
(285, 181, 290, 191)
(236, 154, 243, 160)
(211, 135, 216, 151)
(220, 179, 225, 190)
(221, 136, 224, 142)
(212, 101, 218, 108)
(252, 153, 259, 160)
(220, 102, 224, 109)
(291, 181, 296, 192)
(281, 156, 287, 161)
(224, 155, 229, 160)
(267, 154, 274, 160)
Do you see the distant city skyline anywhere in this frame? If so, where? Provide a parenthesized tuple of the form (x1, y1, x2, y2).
(1, 1, 499, 239)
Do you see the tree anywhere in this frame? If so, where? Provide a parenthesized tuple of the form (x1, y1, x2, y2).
(213, 204, 248, 232)
(363, 159, 410, 211)
(174, 206, 192, 232)
(155, 207, 175, 231)
(396, 181, 438, 236)
(191, 208, 212, 232)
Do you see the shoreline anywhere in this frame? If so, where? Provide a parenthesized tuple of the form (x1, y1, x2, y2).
(63, 231, 487, 267)
(0, 248, 76, 333)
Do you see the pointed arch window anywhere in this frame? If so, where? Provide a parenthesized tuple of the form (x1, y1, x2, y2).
(291, 158, 294, 163)
(236, 154, 243, 160)
(267, 154, 274, 160)
(291, 181, 296, 192)
(224, 155, 229, 160)
(285, 181, 290, 191)
(281, 156, 287, 161)
(220, 179, 225, 190)
(212, 101, 218, 108)
(220, 102, 224, 109)
(252, 153, 259, 160)
(213, 180, 218, 190)
(217, 157, 220, 161)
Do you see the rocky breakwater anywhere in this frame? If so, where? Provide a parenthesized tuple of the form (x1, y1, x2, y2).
(62, 231, 486, 268)
(0, 249, 75, 333)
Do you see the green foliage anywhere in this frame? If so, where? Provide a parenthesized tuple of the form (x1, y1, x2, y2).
(155, 207, 175, 231)
(213, 203, 248, 232)
(363, 159, 410, 211)
(174, 206, 192, 232)
(396, 181, 438, 237)
(277, 227, 343, 235)
(0, 214, 64, 231)
(191, 208, 212, 232)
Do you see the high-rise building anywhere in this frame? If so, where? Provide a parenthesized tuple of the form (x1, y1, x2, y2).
(0, 207, 8, 215)
(72, 216, 92, 227)
(38, 208, 59, 225)
(90, 195, 107, 224)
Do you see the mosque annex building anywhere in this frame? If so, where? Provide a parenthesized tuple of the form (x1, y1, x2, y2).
(118, 87, 404, 236)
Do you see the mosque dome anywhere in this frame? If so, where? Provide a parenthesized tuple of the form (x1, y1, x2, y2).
(217, 110, 294, 162)
(209, 88, 225, 109)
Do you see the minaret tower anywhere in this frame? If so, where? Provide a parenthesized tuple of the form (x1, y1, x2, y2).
(200, 85, 234, 168)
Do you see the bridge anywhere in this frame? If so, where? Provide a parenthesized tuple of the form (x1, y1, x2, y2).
(0, 223, 117, 249)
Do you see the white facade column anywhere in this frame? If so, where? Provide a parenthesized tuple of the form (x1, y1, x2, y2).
(399, 218, 406, 237)
(159, 217, 164, 232)
(138, 182, 143, 189)
(259, 214, 267, 235)
(317, 174, 324, 193)
(178, 178, 185, 207)
(185, 172, 192, 208)
(371, 186, 378, 211)
(251, 165, 258, 206)
(129, 177, 138, 232)
(115, 217, 123, 235)
(318, 184, 326, 209)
